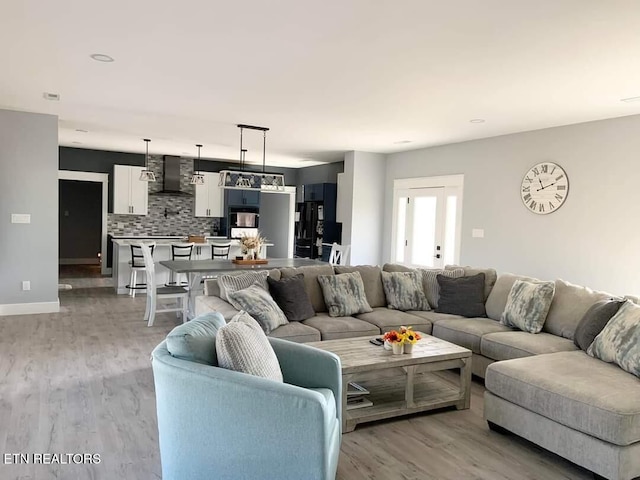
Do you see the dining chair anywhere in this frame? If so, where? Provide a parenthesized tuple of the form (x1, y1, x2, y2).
(140, 243, 189, 327)
(126, 242, 156, 297)
(329, 242, 350, 266)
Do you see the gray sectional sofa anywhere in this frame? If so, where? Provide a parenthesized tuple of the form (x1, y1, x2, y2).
(194, 263, 640, 480)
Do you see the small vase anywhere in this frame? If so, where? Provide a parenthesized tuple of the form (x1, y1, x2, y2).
(384, 340, 392, 351)
(392, 342, 404, 355)
(404, 343, 414, 354)
(246, 248, 255, 260)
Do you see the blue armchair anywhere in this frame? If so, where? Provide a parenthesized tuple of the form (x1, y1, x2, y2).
(151, 336, 342, 480)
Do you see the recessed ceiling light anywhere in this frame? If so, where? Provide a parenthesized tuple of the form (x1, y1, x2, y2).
(620, 96, 640, 103)
(72, 141, 82, 145)
(470, 119, 485, 123)
(43, 92, 60, 101)
(90, 53, 115, 63)
(393, 140, 412, 144)
(75, 129, 88, 133)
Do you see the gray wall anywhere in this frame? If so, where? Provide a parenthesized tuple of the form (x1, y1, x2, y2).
(383, 114, 640, 295)
(0, 109, 59, 309)
(59, 180, 102, 261)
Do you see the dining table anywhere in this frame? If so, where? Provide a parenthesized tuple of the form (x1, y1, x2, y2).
(159, 257, 328, 318)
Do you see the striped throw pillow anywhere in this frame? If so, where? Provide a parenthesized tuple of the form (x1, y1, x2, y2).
(218, 271, 269, 302)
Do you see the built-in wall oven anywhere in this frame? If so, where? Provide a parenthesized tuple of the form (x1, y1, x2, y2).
(228, 207, 259, 238)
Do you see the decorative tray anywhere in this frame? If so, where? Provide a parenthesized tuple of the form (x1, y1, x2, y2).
(231, 259, 269, 265)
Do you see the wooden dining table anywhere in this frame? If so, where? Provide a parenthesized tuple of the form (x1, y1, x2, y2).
(159, 257, 328, 318)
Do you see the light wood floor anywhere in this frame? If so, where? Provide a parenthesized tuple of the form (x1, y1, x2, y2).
(0, 282, 593, 480)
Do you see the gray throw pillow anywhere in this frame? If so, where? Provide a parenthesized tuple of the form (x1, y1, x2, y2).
(165, 311, 226, 365)
(588, 301, 640, 377)
(500, 279, 555, 333)
(218, 270, 269, 303)
(317, 271, 373, 317)
(381, 271, 430, 311)
(435, 273, 487, 318)
(267, 273, 315, 321)
(421, 268, 465, 308)
(216, 312, 283, 382)
(227, 284, 288, 334)
(574, 299, 624, 351)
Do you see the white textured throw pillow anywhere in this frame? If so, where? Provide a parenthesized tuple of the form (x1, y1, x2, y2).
(218, 271, 269, 302)
(215, 312, 283, 382)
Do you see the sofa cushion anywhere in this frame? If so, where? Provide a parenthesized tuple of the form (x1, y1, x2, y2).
(269, 322, 321, 343)
(446, 265, 497, 300)
(335, 265, 386, 308)
(356, 307, 432, 334)
(204, 268, 282, 298)
(421, 268, 465, 308)
(280, 265, 334, 313)
(216, 312, 283, 382)
(195, 294, 239, 321)
(543, 279, 613, 340)
(485, 273, 540, 321)
(406, 310, 464, 324)
(485, 351, 640, 445)
(574, 299, 624, 351)
(381, 271, 430, 311)
(481, 331, 578, 361)
(267, 273, 315, 321)
(218, 270, 269, 303)
(500, 280, 555, 333)
(588, 301, 640, 378)
(166, 311, 226, 365)
(317, 271, 373, 317)
(432, 318, 513, 354)
(382, 263, 414, 273)
(435, 273, 487, 318)
(301, 313, 380, 340)
(228, 285, 289, 335)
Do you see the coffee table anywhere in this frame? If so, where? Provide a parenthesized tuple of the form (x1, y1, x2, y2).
(308, 334, 472, 433)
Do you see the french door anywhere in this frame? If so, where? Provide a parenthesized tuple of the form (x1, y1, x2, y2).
(394, 186, 458, 268)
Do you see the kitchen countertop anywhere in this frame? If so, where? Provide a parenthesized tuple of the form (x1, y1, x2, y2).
(112, 237, 273, 247)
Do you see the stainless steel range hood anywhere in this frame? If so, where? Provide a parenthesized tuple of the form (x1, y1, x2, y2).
(151, 155, 192, 196)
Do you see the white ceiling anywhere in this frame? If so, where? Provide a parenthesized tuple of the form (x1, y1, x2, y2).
(2, 0, 640, 168)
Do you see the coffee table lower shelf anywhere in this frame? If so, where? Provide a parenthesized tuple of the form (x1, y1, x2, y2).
(343, 370, 468, 433)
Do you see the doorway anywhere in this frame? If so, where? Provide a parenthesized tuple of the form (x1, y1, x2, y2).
(58, 171, 109, 275)
(391, 175, 463, 267)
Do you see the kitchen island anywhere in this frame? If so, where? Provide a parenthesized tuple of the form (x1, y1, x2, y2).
(111, 236, 272, 294)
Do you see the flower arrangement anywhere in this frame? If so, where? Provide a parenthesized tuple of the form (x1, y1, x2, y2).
(383, 326, 421, 354)
(240, 231, 268, 259)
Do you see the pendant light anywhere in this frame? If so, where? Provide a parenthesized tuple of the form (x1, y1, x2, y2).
(190, 144, 205, 185)
(139, 138, 156, 181)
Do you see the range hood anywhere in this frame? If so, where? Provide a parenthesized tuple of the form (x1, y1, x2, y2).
(151, 155, 193, 196)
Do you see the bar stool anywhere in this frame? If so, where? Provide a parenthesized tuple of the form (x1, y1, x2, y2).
(127, 242, 156, 297)
(166, 242, 195, 287)
(210, 243, 231, 259)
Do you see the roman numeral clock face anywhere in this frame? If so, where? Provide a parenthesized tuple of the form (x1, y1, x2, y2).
(520, 162, 569, 214)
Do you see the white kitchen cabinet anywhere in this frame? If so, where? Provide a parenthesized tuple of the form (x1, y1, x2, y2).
(113, 165, 148, 215)
(194, 172, 224, 217)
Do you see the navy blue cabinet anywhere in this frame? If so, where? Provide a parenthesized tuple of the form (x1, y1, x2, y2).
(303, 183, 337, 222)
(226, 189, 260, 207)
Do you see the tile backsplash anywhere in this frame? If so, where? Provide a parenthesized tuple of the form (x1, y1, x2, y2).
(107, 155, 222, 236)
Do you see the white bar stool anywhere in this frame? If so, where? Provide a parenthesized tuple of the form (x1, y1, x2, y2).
(126, 242, 156, 297)
(166, 242, 195, 287)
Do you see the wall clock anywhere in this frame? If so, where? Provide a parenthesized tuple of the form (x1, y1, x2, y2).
(520, 162, 569, 214)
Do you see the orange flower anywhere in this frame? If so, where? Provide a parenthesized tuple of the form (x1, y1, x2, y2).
(383, 330, 402, 343)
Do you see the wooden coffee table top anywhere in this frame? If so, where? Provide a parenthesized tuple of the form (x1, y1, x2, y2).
(308, 334, 471, 374)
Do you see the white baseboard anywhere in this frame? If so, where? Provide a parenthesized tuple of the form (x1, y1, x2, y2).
(0, 300, 60, 316)
(59, 258, 101, 265)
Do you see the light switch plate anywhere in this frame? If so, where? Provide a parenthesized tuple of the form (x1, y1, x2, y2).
(472, 228, 485, 238)
(11, 214, 31, 224)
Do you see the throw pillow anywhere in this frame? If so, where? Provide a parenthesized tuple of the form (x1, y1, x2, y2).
(267, 273, 315, 321)
(435, 273, 487, 318)
(420, 268, 465, 308)
(165, 311, 226, 365)
(227, 284, 288, 334)
(381, 271, 430, 311)
(573, 299, 624, 351)
(216, 312, 283, 382)
(500, 279, 556, 333)
(218, 270, 269, 303)
(317, 271, 373, 317)
(588, 301, 640, 378)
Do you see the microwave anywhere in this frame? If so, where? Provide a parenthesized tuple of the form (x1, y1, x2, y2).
(229, 208, 259, 229)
